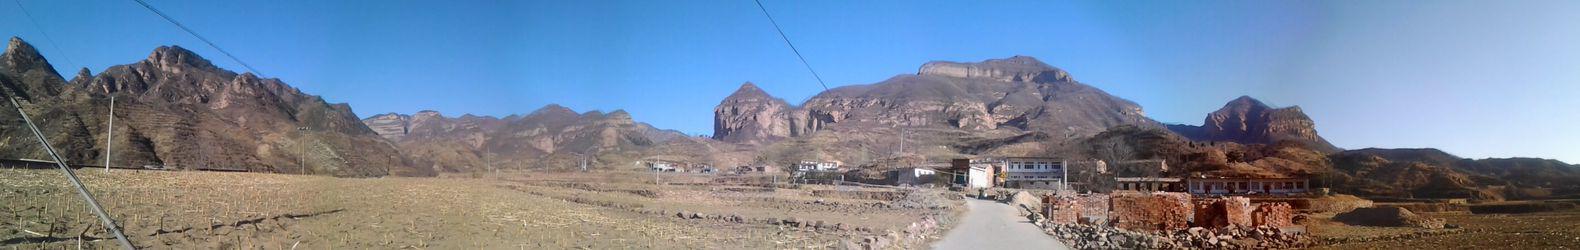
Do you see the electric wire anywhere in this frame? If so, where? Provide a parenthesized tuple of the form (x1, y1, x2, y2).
(130, 0, 265, 77)
(752, 0, 829, 91)
(12, 0, 78, 68)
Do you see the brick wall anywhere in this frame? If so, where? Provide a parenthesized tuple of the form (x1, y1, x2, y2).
(1252, 202, 1295, 227)
(1110, 192, 1193, 231)
(1076, 194, 1110, 225)
(1193, 197, 1253, 228)
(1045, 195, 1079, 224)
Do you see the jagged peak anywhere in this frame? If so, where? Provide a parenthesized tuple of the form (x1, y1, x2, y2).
(1227, 95, 1269, 108)
(3, 37, 55, 71)
(727, 81, 772, 98)
(71, 67, 93, 85)
(531, 104, 578, 117)
(720, 81, 785, 106)
(414, 110, 443, 117)
(5, 37, 40, 57)
(146, 45, 218, 69)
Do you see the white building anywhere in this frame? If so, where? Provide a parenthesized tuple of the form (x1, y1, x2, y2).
(1001, 157, 1066, 189)
(962, 165, 992, 188)
(644, 160, 681, 172)
(795, 161, 840, 172)
(894, 167, 938, 186)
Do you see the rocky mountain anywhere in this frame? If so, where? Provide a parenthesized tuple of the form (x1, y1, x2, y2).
(1168, 96, 1339, 153)
(715, 56, 1155, 145)
(713, 56, 1161, 167)
(713, 82, 793, 144)
(364, 105, 738, 172)
(0, 37, 423, 177)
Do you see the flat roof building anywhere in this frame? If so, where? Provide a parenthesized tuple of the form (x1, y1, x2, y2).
(1187, 177, 1310, 196)
(999, 157, 1066, 190)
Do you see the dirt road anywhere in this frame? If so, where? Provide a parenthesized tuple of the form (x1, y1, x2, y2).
(933, 199, 1070, 250)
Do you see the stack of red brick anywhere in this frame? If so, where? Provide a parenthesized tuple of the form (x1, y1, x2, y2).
(1193, 196, 1252, 228)
(1041, 192, 1298, 231)
(1075, 194, 1110, 224)
(1044, 195, 1080, 224)
(1110, 192, 1193, 231)
(1252, 202, 1295, 227)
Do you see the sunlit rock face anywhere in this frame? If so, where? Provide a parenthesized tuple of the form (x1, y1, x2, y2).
(713, 56, 1157, 146)
(1171, 96, 1339, 153)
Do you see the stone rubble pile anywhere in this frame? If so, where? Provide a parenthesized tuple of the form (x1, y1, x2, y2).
(1044, 223, 1314, 249)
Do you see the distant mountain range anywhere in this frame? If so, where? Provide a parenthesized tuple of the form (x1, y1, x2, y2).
(3, 36, 1574, 200)
(360, 105, 738, 173)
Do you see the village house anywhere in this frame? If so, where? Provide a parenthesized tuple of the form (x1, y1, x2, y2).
(641, 160, 684, 172)
(1187, 176, 1311, 196)
(794, 160, 841, 172)
(999, 157, 1067, 189)
(947, 159, 998, 188)
(892, 167, 938, 186)
(1115, 177, 1186, 192)
(735, 165, 781, 175)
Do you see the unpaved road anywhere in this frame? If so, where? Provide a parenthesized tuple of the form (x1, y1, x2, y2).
(934, 199, 1070, 250)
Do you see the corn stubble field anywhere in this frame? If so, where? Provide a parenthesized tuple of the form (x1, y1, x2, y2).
(0, 169, 958, 249)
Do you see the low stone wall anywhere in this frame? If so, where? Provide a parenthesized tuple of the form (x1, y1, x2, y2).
(810, 190, 906, 201)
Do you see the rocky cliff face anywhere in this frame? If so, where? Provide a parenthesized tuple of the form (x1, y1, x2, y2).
(363, 113, 412, 140)
(1169, 96, 1339, 153)
(713, 82, 793, 144)
(0, 37, 423, 177)
(712, 56, 1156, 147)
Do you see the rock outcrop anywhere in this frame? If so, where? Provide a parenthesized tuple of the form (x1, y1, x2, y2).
(0, 37, 64, 100)
(713, 82, 793, 144)
(0, 37, 423, 177)
(1169, 96, 1339, 153)
(363, 112, 412, 140)
(713, 56, 1156, 148)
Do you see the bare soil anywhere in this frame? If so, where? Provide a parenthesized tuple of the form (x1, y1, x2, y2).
(1308, 207, 1580, 249)
(0, 169, 957, 249)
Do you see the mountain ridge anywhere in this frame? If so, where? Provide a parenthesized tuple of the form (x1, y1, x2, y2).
(0, 37, 422, 177)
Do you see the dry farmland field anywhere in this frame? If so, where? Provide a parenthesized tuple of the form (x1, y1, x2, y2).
(1308, 203, 1580, 249)
(0, 169, 960, 249)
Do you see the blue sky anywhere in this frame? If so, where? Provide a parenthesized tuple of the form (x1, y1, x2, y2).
(3, 0, 1577, 163)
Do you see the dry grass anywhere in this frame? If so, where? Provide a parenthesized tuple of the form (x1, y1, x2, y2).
(1308, 208, 1580, 249)
(2, 169, 957, 249)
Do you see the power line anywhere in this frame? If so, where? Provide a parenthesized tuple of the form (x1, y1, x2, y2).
(751, 0, 828, 91)
(129, 0, 266, 77)
(12, 0, 78, 68)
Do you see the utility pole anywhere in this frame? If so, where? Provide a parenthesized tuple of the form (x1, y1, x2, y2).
(7, 95, 134, 249)
(298, 127, 307, 174)
(898, 128, 906, 156)
(103, 94, 113, 172)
